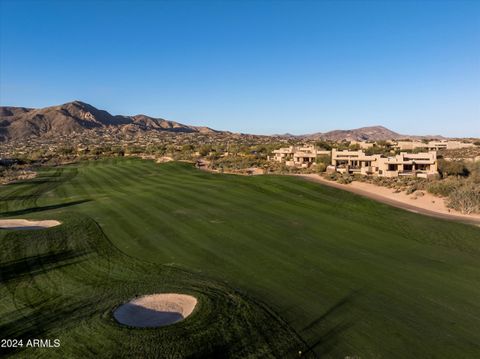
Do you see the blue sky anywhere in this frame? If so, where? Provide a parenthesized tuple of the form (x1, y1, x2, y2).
(1, 1, 479, 137)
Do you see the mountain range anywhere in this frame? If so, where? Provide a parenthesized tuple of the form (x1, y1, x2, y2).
(0, 101, 444, 142)
(302, 126, 408, 141)
(0, 101, 218, 142)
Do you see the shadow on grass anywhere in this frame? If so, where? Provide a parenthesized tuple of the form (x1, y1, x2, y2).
(185, 344, 232, 359)
(0, 199, 91, 217)
(114, 303, 184, 327)
(0, 298, 95, 357)
(301, 290, 361, 357)
(0, 249, 91, 284)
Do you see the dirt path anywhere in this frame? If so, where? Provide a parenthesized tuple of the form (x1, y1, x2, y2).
(295, 174, 480, 226)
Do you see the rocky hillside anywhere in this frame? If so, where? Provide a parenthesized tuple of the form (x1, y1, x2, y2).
(0, 101, 219, 142)
(303, 126, 444, 141)
(305, 126, 401, 141)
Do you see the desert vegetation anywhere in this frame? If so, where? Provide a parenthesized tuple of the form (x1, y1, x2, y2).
(429, 161, 480, 214)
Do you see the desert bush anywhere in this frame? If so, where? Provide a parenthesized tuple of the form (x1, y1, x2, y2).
(406, 186, 417, 195)
(467, 161, 480, 183)
(427, 178, 461, 197)
(447, 182, 480, 214)
(315, 163, 327, 173)
(337, 174, 353, 184)
(111, 147, 125, 157)
(58, 146, 75, 155)
(198, 144, 213, 156)
(327, 172, 340, 181)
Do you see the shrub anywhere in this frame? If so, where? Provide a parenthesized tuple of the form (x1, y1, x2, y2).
(406, 186, 417, 195)
(467, 161, 480, 183)
(447, 182, 480, 214)
(198, 145, 212, 156)
(315, 163, 327, 173)
(337, 174, 353, 184)
(58, 146, 75, 155)
(327, 172, 340, 181)
(427, 178, 461, 197)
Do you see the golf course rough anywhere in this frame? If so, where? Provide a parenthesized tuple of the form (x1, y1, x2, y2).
(0, 214, 310, 358)
(1, 158, 480, 358)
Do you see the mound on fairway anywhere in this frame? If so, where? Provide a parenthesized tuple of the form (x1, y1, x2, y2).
(114, 293, 197, 327)
(0, 219, 61, 230)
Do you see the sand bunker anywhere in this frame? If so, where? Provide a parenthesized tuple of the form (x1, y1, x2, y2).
(113, 293, 197, 328)
(0, 219, 61, 230)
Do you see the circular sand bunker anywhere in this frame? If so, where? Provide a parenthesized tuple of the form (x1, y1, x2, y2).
(114, 293, 197, 328)
(0, 219, 61, 230)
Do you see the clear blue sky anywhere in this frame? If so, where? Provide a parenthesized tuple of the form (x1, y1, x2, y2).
(1, 1, 479, 137)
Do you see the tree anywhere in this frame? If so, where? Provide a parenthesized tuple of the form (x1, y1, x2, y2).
(315, 141, 332, 150)
(438, 159, 469, 177)
(315, 155, 332, 168)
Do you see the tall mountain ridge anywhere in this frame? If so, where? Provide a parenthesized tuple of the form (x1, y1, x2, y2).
(0, 101, 445, 142)
(0, 101, 219, 142)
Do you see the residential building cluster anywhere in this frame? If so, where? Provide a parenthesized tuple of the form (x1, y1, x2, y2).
(270, 142, 444, 178)
(330, 149, 438, 178)
(394, 140, 475, 151)
(270, 145, 330, 168)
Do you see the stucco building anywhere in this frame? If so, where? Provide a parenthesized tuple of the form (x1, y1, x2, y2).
(394, 140, 475, 151)
(330, 149, 438, 178)
(271, 145, 330, 168)
(271, 144, 439, 177)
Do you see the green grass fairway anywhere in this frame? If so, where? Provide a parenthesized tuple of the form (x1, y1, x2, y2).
(1, 158, 480, 358)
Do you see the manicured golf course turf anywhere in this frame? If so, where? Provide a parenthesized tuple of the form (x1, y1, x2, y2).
(1, 158, 480, 358)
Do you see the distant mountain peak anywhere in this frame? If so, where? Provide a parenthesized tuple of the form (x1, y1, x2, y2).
(302, 125, 444, 141)
(0, 101, 219, 142)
